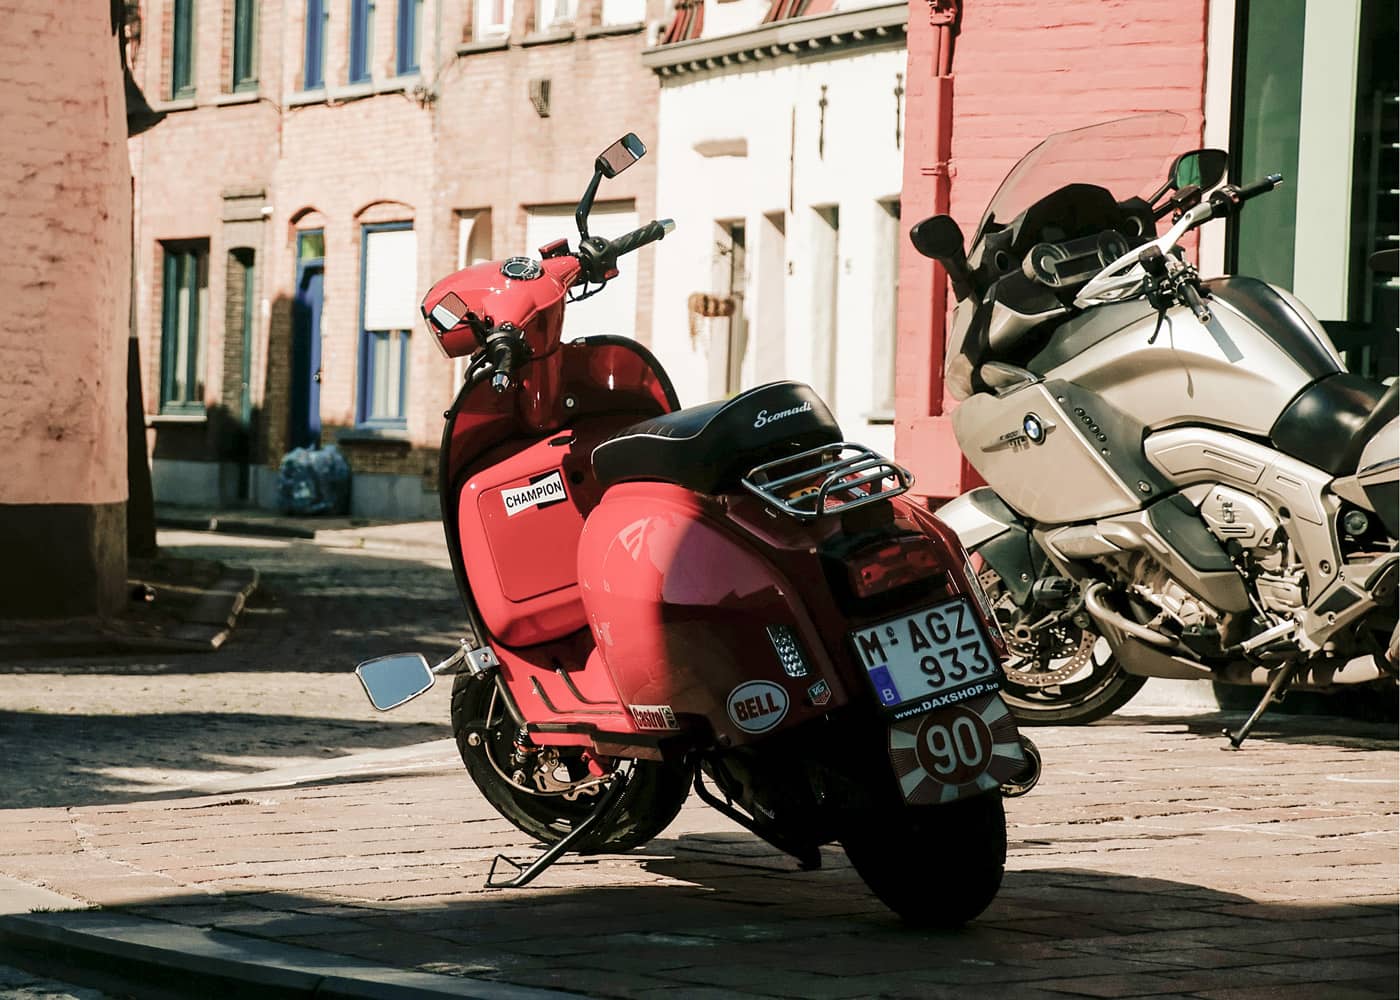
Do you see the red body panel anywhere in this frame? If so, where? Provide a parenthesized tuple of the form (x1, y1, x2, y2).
(424, 256, 581, 360)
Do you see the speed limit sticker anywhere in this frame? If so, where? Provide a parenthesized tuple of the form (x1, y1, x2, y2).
(887, 693, 1027, 805)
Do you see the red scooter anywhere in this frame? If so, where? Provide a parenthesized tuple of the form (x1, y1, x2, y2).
(356, 134, 1040, 926)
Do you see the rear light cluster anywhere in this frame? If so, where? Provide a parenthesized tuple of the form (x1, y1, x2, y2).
(846, 537, 941, 599)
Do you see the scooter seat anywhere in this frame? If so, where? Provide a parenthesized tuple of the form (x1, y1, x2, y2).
(592, 381, 842, 494)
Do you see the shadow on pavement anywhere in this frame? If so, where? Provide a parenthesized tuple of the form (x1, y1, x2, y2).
(0, 710, 451, 809)
(90, 860, 1400, 997)
(1102, 711, 1399, 752)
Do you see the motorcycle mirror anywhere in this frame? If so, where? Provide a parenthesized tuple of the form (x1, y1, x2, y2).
(596, 133, 646, 179)
(910, 215, 974, 301)
(355, 652, 435, 711)
(1151, 148, 1229, 204)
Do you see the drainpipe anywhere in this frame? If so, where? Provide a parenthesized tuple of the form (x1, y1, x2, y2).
(924, 0, 958, 417)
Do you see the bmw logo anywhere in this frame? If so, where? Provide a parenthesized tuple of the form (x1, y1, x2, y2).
(501, 256, 544, 281)
(1022, 413, 1045, 444)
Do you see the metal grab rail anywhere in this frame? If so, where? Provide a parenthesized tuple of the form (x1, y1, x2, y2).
(740, 442, 912, 521)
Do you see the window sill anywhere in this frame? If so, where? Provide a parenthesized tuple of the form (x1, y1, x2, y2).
(457, 36, 510, 54)
(339, 427, 411, 443)
(212, 90, 261, 106)
(380, 75, 418, 93)
(152, 97, 198, 114)
(147, 411, 208, 426)
(581, 20, 644, 37)
(862, 408, 895, 425)
(287, 88, 329, 107)
(522, 28, 575, 46)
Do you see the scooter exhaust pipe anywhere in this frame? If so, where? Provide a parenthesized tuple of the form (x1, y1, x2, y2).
(1082, 582, 1177, 648)
(1000, 736, 1041, 798)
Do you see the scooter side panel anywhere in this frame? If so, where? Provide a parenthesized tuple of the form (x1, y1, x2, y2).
(578, 484, 845, 747)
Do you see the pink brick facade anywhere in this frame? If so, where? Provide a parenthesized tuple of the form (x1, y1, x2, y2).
(0, 1, 131, 616)
(128, 0, 662, 516)
(895, 0, 1208, 501)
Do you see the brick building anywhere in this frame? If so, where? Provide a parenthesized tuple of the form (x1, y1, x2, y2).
(895, 0, 1397, 502)
(129, 0, 665, 518)
(0, 2, 130, 617)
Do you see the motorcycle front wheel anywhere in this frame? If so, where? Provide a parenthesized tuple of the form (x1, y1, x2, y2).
(841, 793, 1006, 927)
(980, 567, 1146, 725)
(450, 672, 691, 853)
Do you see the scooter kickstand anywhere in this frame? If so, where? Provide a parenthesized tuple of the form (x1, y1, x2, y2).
(485, 761, 634, 889)
(1222, 661, 1301, 749)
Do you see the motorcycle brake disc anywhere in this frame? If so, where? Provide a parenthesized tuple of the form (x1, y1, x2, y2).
(1007, 623, 1096, 687)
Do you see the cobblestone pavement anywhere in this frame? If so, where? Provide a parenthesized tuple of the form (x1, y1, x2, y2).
(2, 527, 1396, 998)
(1, 713, 1394, 999)
(0, 528, 465, 808)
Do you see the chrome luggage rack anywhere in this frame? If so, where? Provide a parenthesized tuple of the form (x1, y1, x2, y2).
(740, 442, 912, 521)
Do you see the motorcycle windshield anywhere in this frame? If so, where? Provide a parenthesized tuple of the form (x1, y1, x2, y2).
(971, 112, 1188, 247)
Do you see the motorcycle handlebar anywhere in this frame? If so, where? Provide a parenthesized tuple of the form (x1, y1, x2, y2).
(607, 218, 675, 259)
(1208, 173, 1283, 220)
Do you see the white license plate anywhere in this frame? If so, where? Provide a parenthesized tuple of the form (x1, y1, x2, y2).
(850, 598, 1002, 720)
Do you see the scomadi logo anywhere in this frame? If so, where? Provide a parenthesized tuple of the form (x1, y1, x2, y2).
(501, 470, 568, 517)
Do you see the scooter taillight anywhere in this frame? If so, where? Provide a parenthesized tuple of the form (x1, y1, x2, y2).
(846, 538, 940, 599)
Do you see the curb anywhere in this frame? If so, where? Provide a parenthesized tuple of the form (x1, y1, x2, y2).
(157, 513, 317, 539)
(0, 911, 586, 1000)
(0, 568, 259, 660)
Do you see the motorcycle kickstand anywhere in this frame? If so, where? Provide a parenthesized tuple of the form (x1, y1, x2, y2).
(1222, 661, 1301, 749)
(485, 761, 634, 889)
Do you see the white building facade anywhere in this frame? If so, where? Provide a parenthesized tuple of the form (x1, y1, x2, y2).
(642, 0, 908, 455)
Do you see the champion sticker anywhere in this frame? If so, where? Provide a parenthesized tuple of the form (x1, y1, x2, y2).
(727, 681, 789, 734)
(501, 470, 568, 517)
(630, 704, 679, 731)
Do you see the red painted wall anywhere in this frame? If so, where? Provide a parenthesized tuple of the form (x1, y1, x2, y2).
(895, 0, 1208, 502)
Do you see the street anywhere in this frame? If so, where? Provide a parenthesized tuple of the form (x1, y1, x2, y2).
(0, 527, 1396, 999)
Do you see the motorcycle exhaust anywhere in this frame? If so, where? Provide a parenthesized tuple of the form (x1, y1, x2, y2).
(1082, 582, 1177, 649)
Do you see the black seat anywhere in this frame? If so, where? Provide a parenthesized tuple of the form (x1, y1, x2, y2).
(591, 382, 842, 494)
(1271, 374, 1398, 477)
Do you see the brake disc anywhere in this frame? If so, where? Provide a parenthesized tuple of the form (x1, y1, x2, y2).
(981, 568, 1096, 688)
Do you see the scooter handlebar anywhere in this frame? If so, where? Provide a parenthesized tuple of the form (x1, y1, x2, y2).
(608, 219, 675, 259)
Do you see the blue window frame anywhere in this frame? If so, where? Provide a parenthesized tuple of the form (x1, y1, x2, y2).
(159, 243, 208, 414)
(171, 0, 195, 98)
(395, 0, 422, 76)
(303, 0, 326, 90)
(357, 223, 415, 428)
(349, 0, 375, 84)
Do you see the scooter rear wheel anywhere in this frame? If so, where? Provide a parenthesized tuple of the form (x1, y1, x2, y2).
(450, 672, 691, 853)
(841, 793, 1006, 927)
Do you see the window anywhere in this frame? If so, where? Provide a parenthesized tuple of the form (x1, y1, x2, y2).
(350, 0, 374, 83)
(475, 0, 513, 40)
(537, 0, 576, 30)
(810, 205, 840, 406)
(160, 244, 209, 414)
(303, 0, 327, 90)
(171, 0, 195, 98)
(232, 0, 258, 91)
(230, 250, 256, 428)
(870, 199, 900, 419)
(358, 224, 417, 427)
(396, 0, 422, 75)
(600, 0, 644, 26)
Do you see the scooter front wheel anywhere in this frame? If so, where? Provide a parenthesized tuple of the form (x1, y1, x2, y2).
(450, 672, 690, 853)
(841, 793, 1006, 928)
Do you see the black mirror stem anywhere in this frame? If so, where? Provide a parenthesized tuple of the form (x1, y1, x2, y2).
(576, 169, 603, 241)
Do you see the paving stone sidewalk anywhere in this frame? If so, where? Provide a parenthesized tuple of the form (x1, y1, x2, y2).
(1, 712, 1395, 1000)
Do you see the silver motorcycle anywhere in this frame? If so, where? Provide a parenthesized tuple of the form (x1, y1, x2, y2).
(914, 113, 1397, 744)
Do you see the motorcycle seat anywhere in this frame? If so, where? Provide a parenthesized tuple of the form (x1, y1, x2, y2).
(592, 381, 842, 494)
(1271, 373, 1398, 478)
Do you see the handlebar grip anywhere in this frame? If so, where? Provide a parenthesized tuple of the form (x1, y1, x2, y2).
(1209, 174, 1283, 219)
(608, 218, 675, 259)
(1238, 173, 1284, 201)
(485, 335, 517, 392)
(1180, 280, 1212, 324)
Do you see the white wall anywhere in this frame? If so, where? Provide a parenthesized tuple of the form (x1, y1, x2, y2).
(650, 46, 906, 457)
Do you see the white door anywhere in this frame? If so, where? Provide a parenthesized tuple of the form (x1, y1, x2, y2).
(525, 202, 639, 341)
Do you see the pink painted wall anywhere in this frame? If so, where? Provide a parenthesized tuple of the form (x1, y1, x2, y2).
(0, 1, 130, 507)
(895, 0, 1207, 501)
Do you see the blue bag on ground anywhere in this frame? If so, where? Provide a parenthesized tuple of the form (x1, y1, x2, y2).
(277, 445, 351, 515)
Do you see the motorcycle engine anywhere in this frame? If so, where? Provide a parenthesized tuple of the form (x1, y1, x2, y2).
(1197, 485, 1305, 614)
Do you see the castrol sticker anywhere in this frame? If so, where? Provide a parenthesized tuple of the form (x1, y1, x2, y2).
(501, 470, 567, 517)
(727, 681, 789, 733)
(629, 704, 679, 731)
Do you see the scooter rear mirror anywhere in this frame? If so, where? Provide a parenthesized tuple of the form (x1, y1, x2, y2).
(356, 653, 434, 711)
(596, 133, 646, 179)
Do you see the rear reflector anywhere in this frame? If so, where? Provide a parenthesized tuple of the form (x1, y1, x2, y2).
(847, 538, 941, 599)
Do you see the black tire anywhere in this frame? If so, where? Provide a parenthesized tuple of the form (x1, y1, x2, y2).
(450, 672, 691, 853)
(1002, 656, 1147, 726)
(842, 793, 1007, 928)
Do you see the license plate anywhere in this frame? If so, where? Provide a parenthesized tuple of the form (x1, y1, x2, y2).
(850, 598, 1002, 720)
